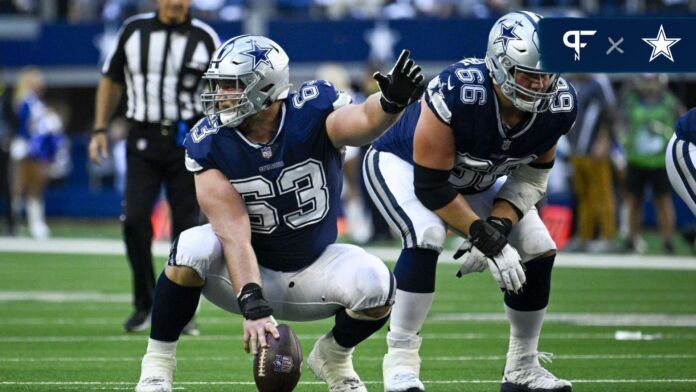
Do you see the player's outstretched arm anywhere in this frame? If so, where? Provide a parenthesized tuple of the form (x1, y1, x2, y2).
(194, 169, 279, 354)
(326, 49, 424, 149)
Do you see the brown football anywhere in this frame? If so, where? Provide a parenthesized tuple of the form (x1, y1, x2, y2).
(253, 324, 303, 392)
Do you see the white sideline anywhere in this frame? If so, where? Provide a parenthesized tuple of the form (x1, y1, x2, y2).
(0, 237, 694, 270)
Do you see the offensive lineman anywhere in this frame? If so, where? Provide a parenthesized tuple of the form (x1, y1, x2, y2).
(363, 11, 576, 392)
(666, 107, 696, 217)
(134, 35, 424, 392)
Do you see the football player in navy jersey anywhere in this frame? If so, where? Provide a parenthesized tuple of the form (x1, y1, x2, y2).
(667, 107, 696, 217)
(364, 12, 576, 392)
(134, 35, 423, 392)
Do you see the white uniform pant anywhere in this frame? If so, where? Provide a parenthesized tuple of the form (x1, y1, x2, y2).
(170, 224, 395, 321)
(363, 148, 555, 262)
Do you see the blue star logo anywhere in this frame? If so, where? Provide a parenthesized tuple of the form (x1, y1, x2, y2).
(494, 21, 522, 52)
(241, 40, 274, 70)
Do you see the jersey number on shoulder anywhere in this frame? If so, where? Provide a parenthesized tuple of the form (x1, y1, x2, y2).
(549, 78, 574, 113)
(454, 67, 487, 105)
(231, 159, 329, 233)
(292, 85, 319, 109)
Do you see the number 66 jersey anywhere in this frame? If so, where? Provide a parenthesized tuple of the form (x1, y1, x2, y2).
(184, 80, 348, 272)
(372, 58, 577, 194)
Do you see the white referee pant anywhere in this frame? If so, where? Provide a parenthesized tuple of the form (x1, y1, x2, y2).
(666, 134, 696, 216)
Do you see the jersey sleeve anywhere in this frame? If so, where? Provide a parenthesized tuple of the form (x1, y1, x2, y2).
(183, 117, 217, 173)
(289, 80, 352, 143)
(556, 79, 579, 136)
(424, 66, 459, 125)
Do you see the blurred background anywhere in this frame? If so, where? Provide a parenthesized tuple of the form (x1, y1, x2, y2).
(1, 0, 695, 254)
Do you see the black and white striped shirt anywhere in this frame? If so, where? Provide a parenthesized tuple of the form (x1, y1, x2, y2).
(102, 12, 220, 123)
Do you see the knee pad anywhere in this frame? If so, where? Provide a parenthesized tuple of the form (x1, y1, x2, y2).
(505, 253, 555, 311)
(352, 259, 396, 311)
(168, 224, 222, 279)
(416, 224, 447, 253)
(513, 226, 556, 262)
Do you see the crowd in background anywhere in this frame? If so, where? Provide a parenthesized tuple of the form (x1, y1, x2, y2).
(1, 0, 693, 23)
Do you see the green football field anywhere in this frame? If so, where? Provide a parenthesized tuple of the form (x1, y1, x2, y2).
(1, 248, 696, 391)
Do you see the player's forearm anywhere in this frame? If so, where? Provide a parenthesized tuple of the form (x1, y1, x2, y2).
(221, 239, 263, 294)
(93, 77, 123, 130)
(489, 199, 521, 226)
(433, 194, 480, 236)
(339, 93, 399, 147)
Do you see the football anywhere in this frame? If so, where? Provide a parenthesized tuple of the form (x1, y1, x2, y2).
(253, 324, 303, 392)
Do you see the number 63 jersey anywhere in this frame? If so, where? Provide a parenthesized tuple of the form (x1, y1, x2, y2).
(372, 58, 577, 194)
(184, 80, 349, 272)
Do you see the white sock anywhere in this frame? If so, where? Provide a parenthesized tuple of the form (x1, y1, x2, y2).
(389, 289, 434, 337)
(146, 338, 177, 357)
(505, 306, 546, 369)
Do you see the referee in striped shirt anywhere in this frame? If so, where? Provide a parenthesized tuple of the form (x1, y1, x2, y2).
(89, 0, 219, 333)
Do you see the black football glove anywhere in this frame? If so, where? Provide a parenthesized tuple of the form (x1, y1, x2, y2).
(373, 49, 425, 114)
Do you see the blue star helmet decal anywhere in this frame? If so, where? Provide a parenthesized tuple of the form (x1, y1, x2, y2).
(494, 21, 522, 52)
(241, 40, 274, 70)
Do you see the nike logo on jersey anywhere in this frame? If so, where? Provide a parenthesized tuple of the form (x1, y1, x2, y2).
(447, 76, 455, 90)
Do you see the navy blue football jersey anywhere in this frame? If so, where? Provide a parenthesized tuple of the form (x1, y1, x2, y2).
(676, 107, 696, 144)
(373, 58, 577, 194)
(184, 80, 350, 271)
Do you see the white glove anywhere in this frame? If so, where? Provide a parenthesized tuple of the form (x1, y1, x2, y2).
(455, 240, 526, 293)
(455, 239, 488, 275)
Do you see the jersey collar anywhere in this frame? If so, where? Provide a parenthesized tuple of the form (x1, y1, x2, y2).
(234, 102, 287, 149)
(492, 93, 537, 140)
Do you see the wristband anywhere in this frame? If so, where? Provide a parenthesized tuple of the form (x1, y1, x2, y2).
(237, 283, 273, 320)
(379, 95, 405, 114)
(92, 128, 106, 135)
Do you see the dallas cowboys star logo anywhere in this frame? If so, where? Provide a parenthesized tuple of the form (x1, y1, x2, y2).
(241, 40, 274, 69)
(642, 25, 680, 63)
(494, 21, 522, 52)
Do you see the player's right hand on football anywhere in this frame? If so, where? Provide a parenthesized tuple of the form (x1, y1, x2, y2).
(373, 49, 425, 113)
(243, 316, 279, 355)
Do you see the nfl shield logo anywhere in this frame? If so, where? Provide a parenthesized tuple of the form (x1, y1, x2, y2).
(273, 355, 293, 373)
(261, 146, 273, 159)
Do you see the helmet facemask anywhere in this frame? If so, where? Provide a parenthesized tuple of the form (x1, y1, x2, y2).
(500, 65, 559, 113)
(202, 73, 262, 128)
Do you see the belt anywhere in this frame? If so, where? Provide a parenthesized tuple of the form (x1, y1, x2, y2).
(129, 119, 179, 137)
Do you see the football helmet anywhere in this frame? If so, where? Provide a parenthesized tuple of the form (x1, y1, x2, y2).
(201, 35, 291, 128)
(485, 11, 559, 113)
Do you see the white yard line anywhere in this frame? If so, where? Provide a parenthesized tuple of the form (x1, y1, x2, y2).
(2, 379, 696, 386)
(0, 237, 694, 270)
(1, 353, 695, 362)
(2, 332, 696, 343)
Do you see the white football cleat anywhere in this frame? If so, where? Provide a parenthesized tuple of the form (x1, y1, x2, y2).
(501, 352, 572, 392)
(383, 332, 424, 392)
(135, 352, 176, 392)
(307, 332, 367, 392)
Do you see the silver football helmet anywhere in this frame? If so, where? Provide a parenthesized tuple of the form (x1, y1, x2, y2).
(201, 35, 291, 128)
(485, 11, 559, 113)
